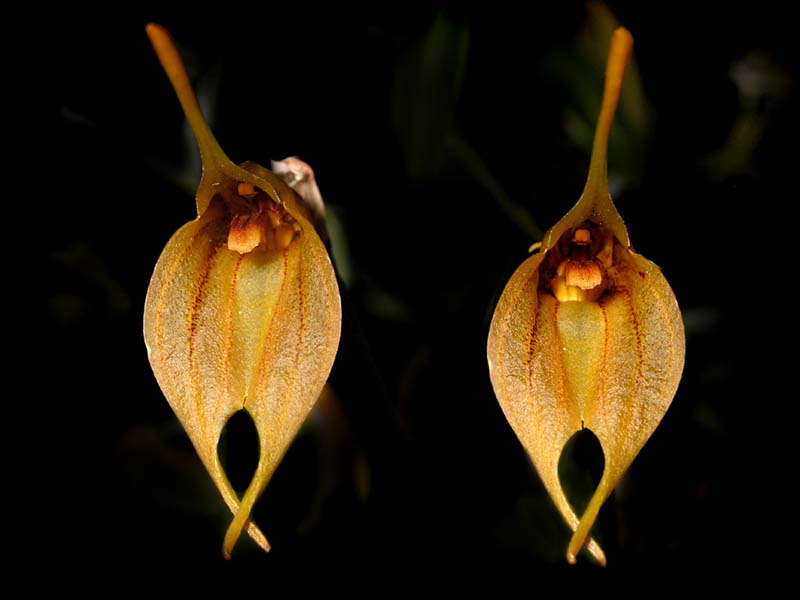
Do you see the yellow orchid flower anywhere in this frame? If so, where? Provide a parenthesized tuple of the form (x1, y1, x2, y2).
(143, 24, 341, 558)
(487, 27, 685, 565)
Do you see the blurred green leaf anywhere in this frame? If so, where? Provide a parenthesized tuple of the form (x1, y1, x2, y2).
(326, 204, 413, 321)
(326, 206, 355, 287)
(704, 52, 790, 180)
(393, 13, 469, 179)
(391, 12, 543, 240)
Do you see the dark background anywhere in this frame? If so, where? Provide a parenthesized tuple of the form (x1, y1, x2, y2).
(44, 0, 795, 586)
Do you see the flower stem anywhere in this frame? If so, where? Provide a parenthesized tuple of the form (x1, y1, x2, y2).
(583, 27, 633, 200)
(146, 24, 232, 180)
